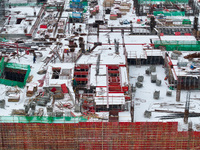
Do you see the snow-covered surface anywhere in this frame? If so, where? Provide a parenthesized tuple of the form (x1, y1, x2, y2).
(120, 66, 129, 86)
(90, 65, 107, 86)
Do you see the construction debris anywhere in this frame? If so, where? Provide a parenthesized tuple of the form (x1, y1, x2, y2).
(11, 109, 26, 115)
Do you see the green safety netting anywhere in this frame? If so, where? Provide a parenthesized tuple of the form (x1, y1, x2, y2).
(0, 57, 4, 77)
(5, 3, 44, 7)
(154, 40, 200, 51)
(138, 0, 188, 4)
(0, 59, 31, 88)
(0, 116, 88, 123)
(153, 11, 185, 16)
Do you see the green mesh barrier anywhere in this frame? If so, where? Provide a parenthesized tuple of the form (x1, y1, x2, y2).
(0, 60, 31, 88)
(153, 11, 185, 16)
(0, 116, 88, 123)
(5, 62, 30, 70)
(0, 57, 4, 77)
(154, 40, 200, 51)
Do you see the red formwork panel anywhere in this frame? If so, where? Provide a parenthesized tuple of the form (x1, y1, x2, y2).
(74, 71, 88, 75)
(109, 82, 120, 86)
(184, 33, 191, 36)
(108, 70, 119, 74)
(125, 96, 131, 100)
(108, 85, 122, 91)
(109, 76, 120, 82)
(175, 32, 181, 35)
(122, 86, 128, 91)
(40, 25, 47, 29)
(74, 77, 88, 81)
(107, 65, 119, 70)
(61, 84, 68, 93)
(75, 64, 90, 70)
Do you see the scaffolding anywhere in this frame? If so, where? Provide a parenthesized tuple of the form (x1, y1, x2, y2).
(0, 122, 200, 149)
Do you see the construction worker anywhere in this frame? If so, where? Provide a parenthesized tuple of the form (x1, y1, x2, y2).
(33, 52, 36, 63)
(72, 78, 77, 91)
(66, 48, 69, 56)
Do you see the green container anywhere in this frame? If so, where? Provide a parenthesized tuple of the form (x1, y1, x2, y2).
(0, 116, 88, 123)
(182, 19, 191, 24)
(154, 40, 200, 51)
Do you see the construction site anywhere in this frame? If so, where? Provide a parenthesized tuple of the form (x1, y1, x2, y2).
(1, 0, 200, 149)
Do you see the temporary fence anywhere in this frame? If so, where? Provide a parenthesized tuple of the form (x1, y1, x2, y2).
(0, 122, 200, 149)
(138, 0, 188, 4)
(154, 40, 200, 51)
(153, 11, 185, 16)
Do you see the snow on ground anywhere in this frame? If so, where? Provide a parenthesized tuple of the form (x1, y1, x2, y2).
(130, 65, 200, 131)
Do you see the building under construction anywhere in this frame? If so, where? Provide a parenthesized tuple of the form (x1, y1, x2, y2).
(0, 0, 200, 149)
